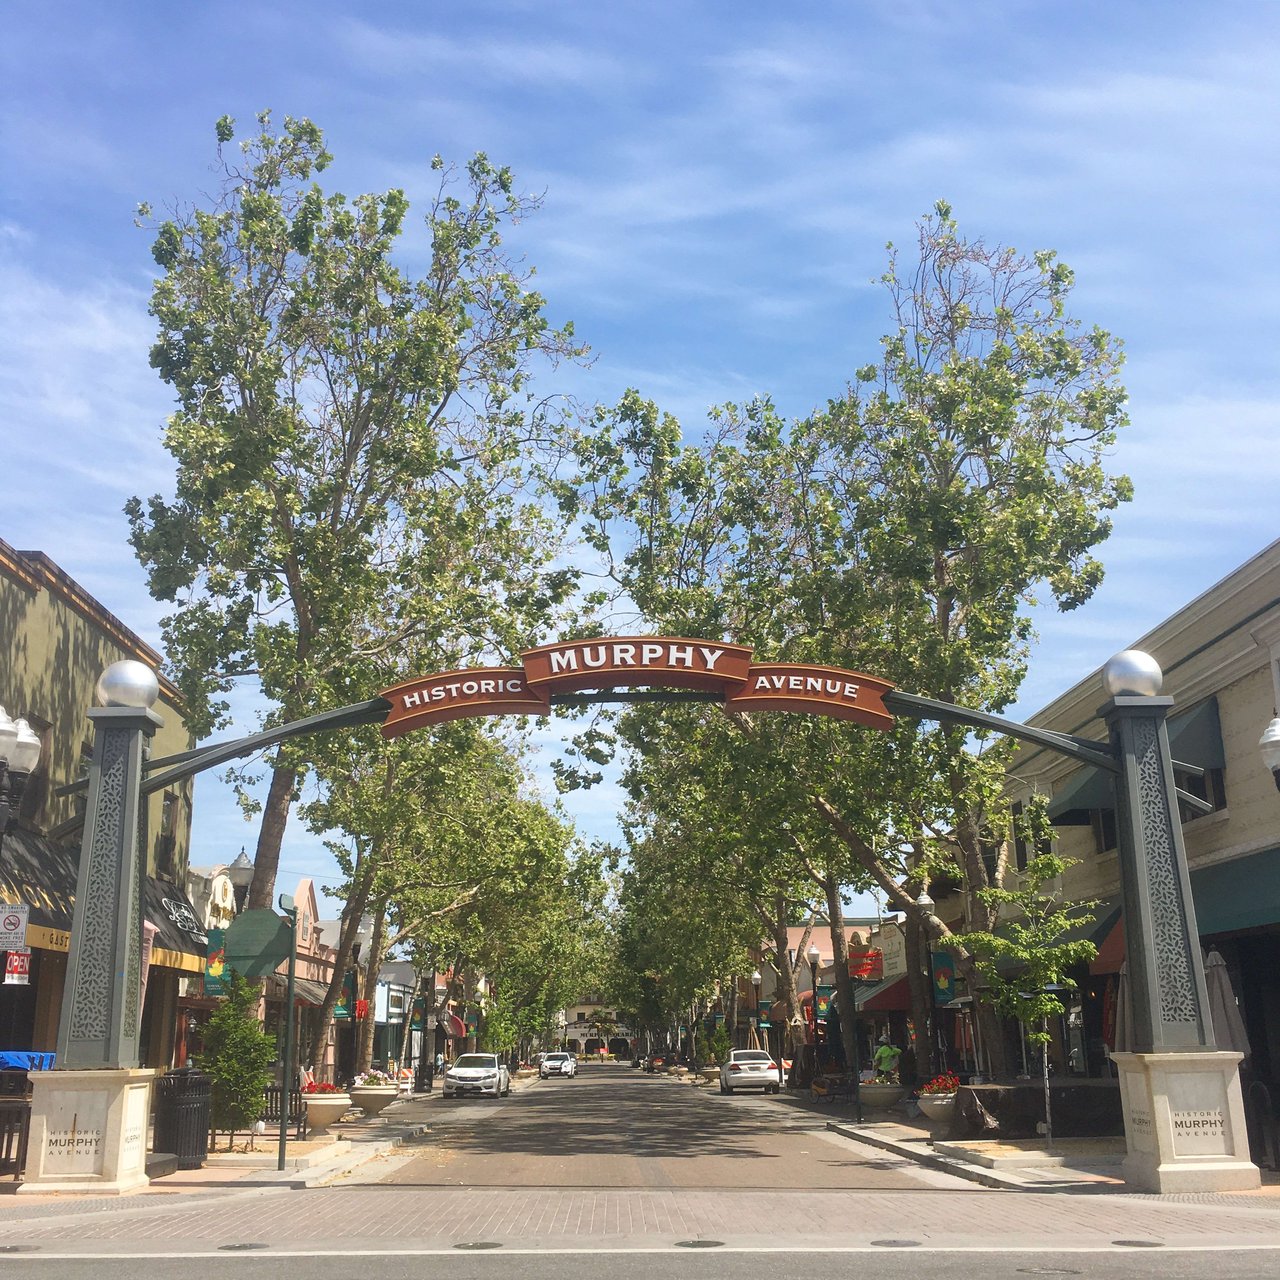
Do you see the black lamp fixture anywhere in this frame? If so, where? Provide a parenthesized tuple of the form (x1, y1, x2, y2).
(226, 847, 254, 913)
(0, 707, 42, 833)
(1259, 715, 1280, 791)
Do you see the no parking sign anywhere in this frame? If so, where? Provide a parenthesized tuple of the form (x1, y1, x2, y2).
(0, 905, 28, 950)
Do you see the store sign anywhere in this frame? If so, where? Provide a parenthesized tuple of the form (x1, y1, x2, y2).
(0, 905, 29, 950)
(4, 948, 30, 985)
(381, 638, 895, 738)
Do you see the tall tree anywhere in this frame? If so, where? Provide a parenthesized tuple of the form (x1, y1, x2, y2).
(129, 113, 584, 908)
(569, 202, 1130, 1077)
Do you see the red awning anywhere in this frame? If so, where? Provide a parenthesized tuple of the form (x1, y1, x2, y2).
(858, 975, 911, 1012)
(440, 1012, 467, 1038)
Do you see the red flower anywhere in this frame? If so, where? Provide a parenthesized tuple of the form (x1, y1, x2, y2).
(302, 1080, 344, 1095)
(919, 1072, 960, 1095)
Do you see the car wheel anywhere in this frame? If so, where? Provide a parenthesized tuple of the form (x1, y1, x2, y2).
(725, 1086, 734, 1095)
(719, 1080, 727, 1094)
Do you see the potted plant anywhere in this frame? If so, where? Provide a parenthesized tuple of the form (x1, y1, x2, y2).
(349, 1068, 399, 1117)
(859, 1071, 907, 1109)
(916, 1072, 960, 1123)
(303, 1080, 351, 1136)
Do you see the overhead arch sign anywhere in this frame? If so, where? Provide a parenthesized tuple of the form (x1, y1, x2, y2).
(379, 636, 894, 738)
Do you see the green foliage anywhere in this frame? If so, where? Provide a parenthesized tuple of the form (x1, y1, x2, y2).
(570, 205, 1129, 1054)
(197, 971, 276, 1142)
(951, 829, 1098, 1042)
(707, 1023, 732, 1066)
(128, 110, 589, 907)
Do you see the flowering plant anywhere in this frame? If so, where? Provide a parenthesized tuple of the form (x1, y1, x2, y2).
(352, 1069, 395, 1086)
(302, 1080, 345, 1095)
(919, 1072, 960, 1095)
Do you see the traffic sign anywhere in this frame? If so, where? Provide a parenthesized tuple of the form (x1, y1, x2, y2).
(0, 906, 29, 950)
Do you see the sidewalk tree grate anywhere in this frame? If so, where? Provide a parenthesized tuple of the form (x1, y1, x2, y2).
(454, 1242, 502, 1250)
(1113, 1240, 1164, 1248)
(871, 1239, 921, 1247)
(676, 1240, 724, 1249)
(218, 1243, 269, 1251)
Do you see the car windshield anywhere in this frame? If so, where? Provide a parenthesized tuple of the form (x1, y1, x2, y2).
(733, 1052, 773, 1063)
(452, 1055, 497, 1069)
(546, 1054, 569, 1062)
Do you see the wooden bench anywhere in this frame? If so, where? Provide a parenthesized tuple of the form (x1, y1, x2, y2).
(258, 1085, 308, 1138)
(810, 1073, 857, 1104)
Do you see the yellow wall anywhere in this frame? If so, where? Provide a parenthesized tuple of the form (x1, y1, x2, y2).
(0, 541, 194, 876)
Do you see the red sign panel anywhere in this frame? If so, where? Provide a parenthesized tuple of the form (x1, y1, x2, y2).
(724, 663, 894, 730)
(521, 637, 753, 695)
(381, 667, 551, 738)
(848, 946, 884, 982)
(4, 949, 30, 986)
(379, 639, 896, 736)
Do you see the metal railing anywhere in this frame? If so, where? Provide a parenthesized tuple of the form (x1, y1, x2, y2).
(0, 1100, 31, 1180)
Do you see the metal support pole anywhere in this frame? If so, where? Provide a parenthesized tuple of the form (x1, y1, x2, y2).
(57, 702, 162, 1068)
(277, 895, 298, 1172)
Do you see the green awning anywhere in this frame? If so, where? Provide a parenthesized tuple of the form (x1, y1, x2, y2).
(1046, 697, 1222, 826)
(1047, 767, 1112, 826)
(1190, 847, 1280, 936)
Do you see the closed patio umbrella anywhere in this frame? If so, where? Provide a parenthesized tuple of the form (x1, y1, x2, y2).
(1205, 948, 1250, 1061)
(1109, 960, 1133, 1057)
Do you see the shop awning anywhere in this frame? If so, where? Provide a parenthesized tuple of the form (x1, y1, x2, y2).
(855, 975, 910, 1012)
(264, 973, 332, 1006)
(0, 827, 206, 971)
(1190, 846, 1280, 936)
(440, 1012, 467, 1038)
(1046, 698, 1223, 827)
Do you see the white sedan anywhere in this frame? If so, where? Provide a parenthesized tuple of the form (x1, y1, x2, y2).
(540, 1051, 576, 1078)
(442, 1053, 511, 1098)
(719, 1049, 783, 1094)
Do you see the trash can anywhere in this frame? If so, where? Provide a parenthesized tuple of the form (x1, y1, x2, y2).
(152, 1066, 212, 1169)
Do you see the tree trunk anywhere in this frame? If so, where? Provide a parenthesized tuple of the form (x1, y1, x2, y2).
(306, 857, 376, 1071)
(246, 761, 298, 911)
(724, 979, 739, 1047)
(355, 899, 387, 1074)
(822, 872, 861, 1082)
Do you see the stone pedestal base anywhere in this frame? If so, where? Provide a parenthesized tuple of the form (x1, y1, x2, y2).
(1112, 1050, 1259, 1192)
(19, 1068, 157, 1195)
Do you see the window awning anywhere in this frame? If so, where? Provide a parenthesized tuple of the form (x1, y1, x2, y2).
(1190, 846, 1280, 936)
(0, 827, 206, 972)
(1046, 697, 1223, 826)
(854, 975, 910, 1012)
(264, 973, 332, 1006)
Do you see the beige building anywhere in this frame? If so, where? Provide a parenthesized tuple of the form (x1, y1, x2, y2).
(1005, 540, 1280, 1108)
(0, 537, 203, 1066)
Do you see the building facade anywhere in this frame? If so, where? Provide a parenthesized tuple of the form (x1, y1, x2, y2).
(0, 538, 204, 1067)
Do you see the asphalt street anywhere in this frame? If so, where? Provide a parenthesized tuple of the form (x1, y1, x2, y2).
(0, 1062, 1276, 1272)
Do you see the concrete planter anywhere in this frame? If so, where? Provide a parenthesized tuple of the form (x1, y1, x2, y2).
(349, 1085, 399, 1117)
(916, 1093, 957, 1124)
(305, 1092, 351, 1136)
(858, 1082, 906, 1110)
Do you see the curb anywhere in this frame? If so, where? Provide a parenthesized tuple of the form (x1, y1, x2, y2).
(826, 1121, 1015, 1190)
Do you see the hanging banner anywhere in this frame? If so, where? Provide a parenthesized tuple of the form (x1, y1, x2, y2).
(204, 926, 226, 997)
(4, 948, 30, 985)
(410, 997, 425, 1031)
(932, 950, 958, 1005)
(334, 969, 356, 1020)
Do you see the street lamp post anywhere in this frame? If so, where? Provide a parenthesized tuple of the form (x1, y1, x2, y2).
(750, 968, 761, 1051)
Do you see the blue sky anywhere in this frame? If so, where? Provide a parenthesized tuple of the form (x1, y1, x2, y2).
(3, 2, 1278, 911)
